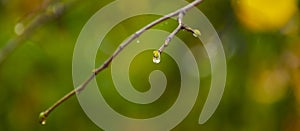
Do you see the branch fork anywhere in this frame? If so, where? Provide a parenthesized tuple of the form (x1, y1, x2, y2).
(39, 0, 203, 125)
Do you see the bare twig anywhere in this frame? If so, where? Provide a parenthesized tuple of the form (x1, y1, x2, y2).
(39, 0, 203, 125)
(39, 74, 95, 125)
(158, 12, 184, 53)
(182, 24, 202, 37)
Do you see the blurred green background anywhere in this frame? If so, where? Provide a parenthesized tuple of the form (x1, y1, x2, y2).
(0, 0, 300, 130)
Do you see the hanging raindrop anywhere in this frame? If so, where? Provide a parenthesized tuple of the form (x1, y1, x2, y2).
(152, 50, 161, 64)
(41, 120, 46, 125)
(136, 40, 140, 44)
(153, 57, 160, 64)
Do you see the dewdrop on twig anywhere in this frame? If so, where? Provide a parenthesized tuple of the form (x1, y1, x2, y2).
(41, 120, 46, 125)
(39, 112, 47, 125)
(153, 50, 161, 64)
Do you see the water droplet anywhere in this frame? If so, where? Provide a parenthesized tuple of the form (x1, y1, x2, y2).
(153, 57, 160, 64)
(39, 112, 47, 125)
(41, 120, 46, 125)
(14, 23, 24, 35)
(136, 40, 140, 43)
(152, 50, 160, 64)
(193, 29, 201, 37)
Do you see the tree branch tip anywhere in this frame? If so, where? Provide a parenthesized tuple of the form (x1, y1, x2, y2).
(152, 50, 161, 64)
(182, 25, 201, 37)
(153, 50, 160, 58)
(192, 29, 201, 37)
(39, 111, 48, 125)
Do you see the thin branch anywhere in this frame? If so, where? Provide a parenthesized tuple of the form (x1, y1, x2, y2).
(94, 0, 202, 74)
(39, 74, 96, 125)
(39, 0, 204, 125)
(158, 12, 184, 53)
(182, 24, 202, 37)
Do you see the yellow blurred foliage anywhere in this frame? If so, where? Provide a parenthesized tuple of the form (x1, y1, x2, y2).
(232, 0, 298, 31)
(249, 68, 289, 104)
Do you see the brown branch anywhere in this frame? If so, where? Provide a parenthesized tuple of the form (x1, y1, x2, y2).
(39, 0, 204, 125)
(158, 12, 184, 53)
(182, 24, 202, 37)
(39, 74, 96, 125)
